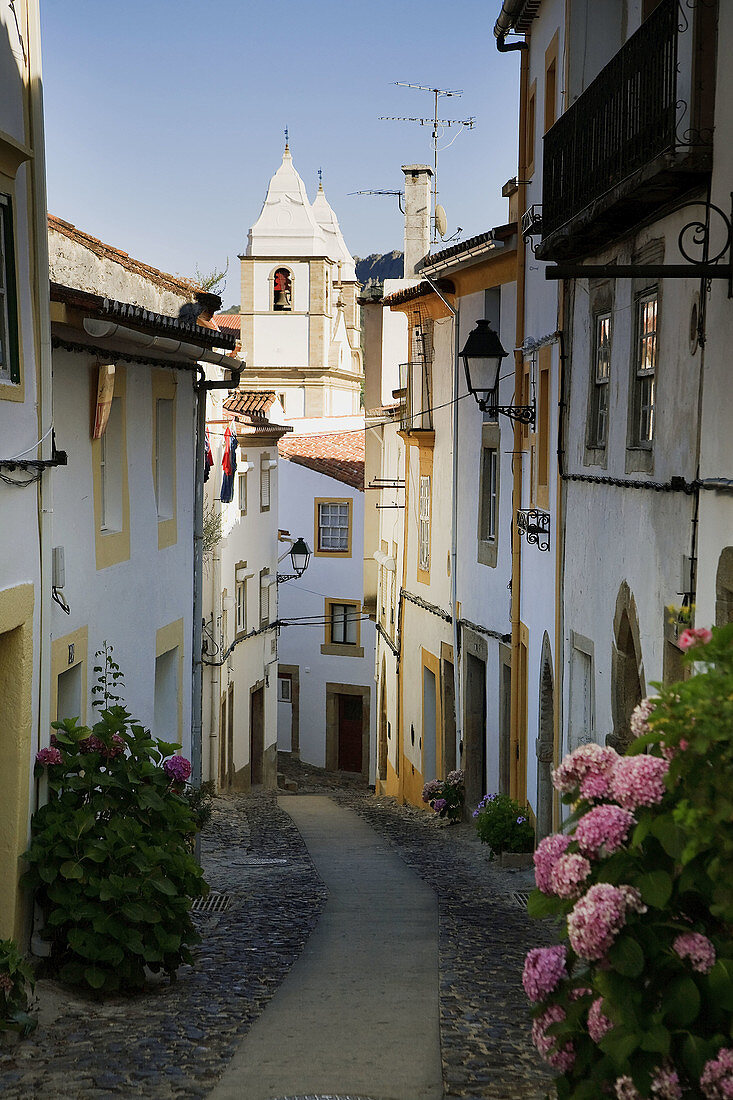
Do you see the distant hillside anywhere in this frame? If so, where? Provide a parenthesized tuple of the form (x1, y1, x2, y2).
(355, 251, 403, 289)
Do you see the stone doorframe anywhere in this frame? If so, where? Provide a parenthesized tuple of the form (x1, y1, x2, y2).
(536, 633, 554, 842)
(279, 663, 300, 757)
(609, 582, 646, 753)
(325, 682, 371, 779)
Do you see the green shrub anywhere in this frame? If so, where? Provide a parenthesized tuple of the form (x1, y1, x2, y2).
(0, 939, 36, 1036)
(474, 793, 534, 854)
(24, 706, 208, 994)
(523, 623, 733, 1098)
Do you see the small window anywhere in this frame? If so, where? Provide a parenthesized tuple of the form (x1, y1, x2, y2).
(260, 461, 271, 511)
(278, 676, 292, 702)
(100, 397, 123, 532)
(0, 194, 20, 385)
(632, 290, 658, 446)
(155, 397, 175, 519)
(236, 578, 246, 634)
(260, 569, 270, 626)
(526, 81, 537, 178)
(273, 268, 292, 312)
(480, 448, 498, 542)
(330, 602, 358, 645)
(238, 471, 247, 514)
(317, 501, 350, 553)
(418, 475, 431, 572)
(589, 312, 611, 447)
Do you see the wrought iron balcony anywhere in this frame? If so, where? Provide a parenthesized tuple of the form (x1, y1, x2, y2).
(538, 0, 714, 261)
(398, 361, 433, 432)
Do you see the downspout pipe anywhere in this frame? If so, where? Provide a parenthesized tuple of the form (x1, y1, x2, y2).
(191, 362, 242, 789)
(420, 273, 463, 766)
(494, 1, 529, 51)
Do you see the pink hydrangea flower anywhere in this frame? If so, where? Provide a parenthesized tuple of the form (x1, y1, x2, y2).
(574, 804, 635, 859)
(534, 833, 571, 894)
(522, 945, 568, 1002)
(531, 1003, 575, 1072)
(163, 755, 192, 783)
(550, 853, 591, 899)
(553, 742, 620, 800)
(567, 883, 632, 960)
(422, 779, 441, 803)
(679, 626, 712, 651)
(0, 973, 14, 995)
(630, 697, 657, 738)
(701, 1048, 733, 1099)
(432, 798, 447, 814)
(615, 1077, 641, 1099)
(618, 885, 647, 914)
(610, 755, 669, 811)
(587, 997, 613, 1042)
(673, 931, 716, 974)
(651, 1066, 682, 1099)
(36, 746, 63, 766)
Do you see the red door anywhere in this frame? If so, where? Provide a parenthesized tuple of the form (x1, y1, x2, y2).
(338, 694, 363, 773)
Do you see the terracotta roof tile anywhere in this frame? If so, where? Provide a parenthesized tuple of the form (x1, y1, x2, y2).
(213, 312, 241, 331)
(224, 390, 276, 417)
(278, 430, 365, 490)
(48, 215, 198, 299)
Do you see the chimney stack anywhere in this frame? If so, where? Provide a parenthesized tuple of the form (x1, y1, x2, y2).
(402, 164, 433, 277)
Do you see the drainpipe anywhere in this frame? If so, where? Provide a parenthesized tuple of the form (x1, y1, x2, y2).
(27, 1, 53, 789)
(494, 1, 529, 52)
(509, 39, 530, 804)
(208, 493, 222, 785)
(420, 273, 463, 767)
(192, 362, 241, 788)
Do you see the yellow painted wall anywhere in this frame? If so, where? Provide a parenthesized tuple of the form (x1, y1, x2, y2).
(0, 584, 35, 940)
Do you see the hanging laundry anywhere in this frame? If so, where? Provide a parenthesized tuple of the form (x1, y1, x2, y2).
(204, 426, 213, 483)
(220, 422, 238, 503)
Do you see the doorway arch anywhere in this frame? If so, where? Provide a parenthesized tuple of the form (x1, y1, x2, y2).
(536, 634, 554, 841)
(609, 583, 645, 753)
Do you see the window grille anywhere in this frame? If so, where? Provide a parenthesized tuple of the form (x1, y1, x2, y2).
(418, 475, 431, 571)
(330, 602, 358, 645)
(0, 194, 19, 384)
(318, 501, 349, 551)
(236, 579, 246, 634)
(590, 312, 611, 447)
(480, 449, 498, 542)
(634, 291, 658, 445)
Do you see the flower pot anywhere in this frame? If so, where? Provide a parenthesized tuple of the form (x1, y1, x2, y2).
(499, 851, 534, 870)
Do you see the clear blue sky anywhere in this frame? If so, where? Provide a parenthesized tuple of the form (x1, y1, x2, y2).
(40, 0, 520, 306)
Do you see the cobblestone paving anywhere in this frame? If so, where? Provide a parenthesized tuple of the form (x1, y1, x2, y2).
(0, 761, 556, 1099)
(279, 756, 554, 1100)
(0, 792, 327, 1099)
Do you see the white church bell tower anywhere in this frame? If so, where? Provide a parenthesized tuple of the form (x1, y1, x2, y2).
(239, 143, 363, 418)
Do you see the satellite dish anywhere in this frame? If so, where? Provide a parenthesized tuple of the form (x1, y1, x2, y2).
(435, 204, 448, 238)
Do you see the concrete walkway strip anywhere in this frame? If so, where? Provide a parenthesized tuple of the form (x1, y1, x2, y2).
(209, 795, 443, 1100)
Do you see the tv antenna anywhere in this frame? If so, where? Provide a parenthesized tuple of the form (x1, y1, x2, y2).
(348, 189, 404, 213)
(380, 83, 474, 242)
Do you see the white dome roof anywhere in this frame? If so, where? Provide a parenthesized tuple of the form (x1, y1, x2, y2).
(311, 182, 357, 282)
(247, 145, 327, 257)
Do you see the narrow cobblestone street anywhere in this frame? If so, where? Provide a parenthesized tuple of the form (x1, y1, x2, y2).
(0, 761, 553, 1099)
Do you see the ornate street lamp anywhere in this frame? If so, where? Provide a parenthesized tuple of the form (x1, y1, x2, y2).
(460, 319, 535, 425)
(277, 536, 311, 583)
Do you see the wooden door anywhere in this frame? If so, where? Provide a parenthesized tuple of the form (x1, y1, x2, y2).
(227, 684, 234, 786)
(219, 692, 227, 787)
(250, 686, 264, 785)
(337, 693, 363, 773)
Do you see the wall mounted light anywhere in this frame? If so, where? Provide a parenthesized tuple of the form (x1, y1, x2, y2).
(460, 318, 535, 425)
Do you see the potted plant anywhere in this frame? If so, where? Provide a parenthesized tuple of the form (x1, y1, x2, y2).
(422, 770, 465, 823)
(474, 792, 535, 866)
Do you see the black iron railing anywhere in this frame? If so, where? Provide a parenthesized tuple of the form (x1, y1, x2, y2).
(542, 0, 678, 238)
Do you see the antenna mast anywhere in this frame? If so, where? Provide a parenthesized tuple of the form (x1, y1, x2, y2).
(380, 83, 474, 242)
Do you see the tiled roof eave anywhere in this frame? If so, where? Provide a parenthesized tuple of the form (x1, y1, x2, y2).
(50, 282, 236, 350)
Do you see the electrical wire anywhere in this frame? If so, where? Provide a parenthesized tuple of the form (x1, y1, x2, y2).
(8, 424, 54, 461)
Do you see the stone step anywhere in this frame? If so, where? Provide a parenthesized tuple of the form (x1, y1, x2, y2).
(276, 772, 298, 794)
